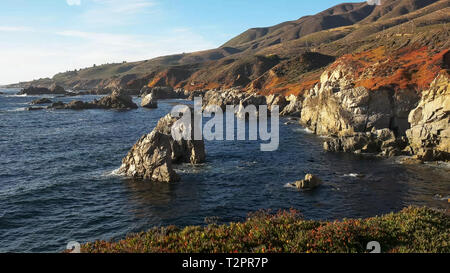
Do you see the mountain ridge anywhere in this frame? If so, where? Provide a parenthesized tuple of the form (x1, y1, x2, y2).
(8, 0, 450, 96)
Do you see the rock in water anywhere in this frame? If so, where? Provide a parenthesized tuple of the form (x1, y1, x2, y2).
(95, 89, 138, 109)
(141, 93, 158, 108)
(30, 98, 52, 105)
(293, 174, 322, 190)
(119, 108, 205, 182)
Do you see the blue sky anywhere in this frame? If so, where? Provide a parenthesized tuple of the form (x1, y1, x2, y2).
(0, 0, 361, 84)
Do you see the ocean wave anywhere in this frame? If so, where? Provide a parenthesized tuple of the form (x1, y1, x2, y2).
(342, 173, 365, 178)
(292, 127, 314, 134)
(4, 94, 27, 97)
(102, 168, 124, 177)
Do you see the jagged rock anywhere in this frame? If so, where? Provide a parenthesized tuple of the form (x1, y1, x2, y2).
(119, 109, 206, 182)
(49, 101, 66, 109)
(27, 107, 45, 111)
(141, 93, 158, 108)
(300, 65, 420, 137)
(266, 94, 288, 112)
(293, 174, 322, 190)
(406, 74, 450, 161)
(47, 90, 138, 110)
(30, 98, 52, 105)
(324, 128, 407, 156)
(49, 84, 66, 94)
(64, 100, 92, 110)
(140, 86, 187, 99)
(94, 90, 138, 109)
(280, 95, 302, 117)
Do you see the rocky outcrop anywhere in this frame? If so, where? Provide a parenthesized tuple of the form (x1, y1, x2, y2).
(18, 86, 68, 95)
(280, 95, 302, 117)
(94, 90, 138, 109)
(140, 86, 188, 99)
(406, 74, 450, 161)
(324, 128, 408, 157)
(266, 94, 288, 112)
(48, 90, 138, 110)
(141, 93, 158, 108)
(119, 109, 206, 182)
(30, 98, 52, 105)
(292, 174, 322, 190)
(202, 88, 267, 111)
(300, 65, 420, 137)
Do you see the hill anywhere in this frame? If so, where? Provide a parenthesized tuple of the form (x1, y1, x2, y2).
(9, 0, 450, 96)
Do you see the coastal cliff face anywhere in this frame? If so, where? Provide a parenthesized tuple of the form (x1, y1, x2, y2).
(300, 55, 420, 137)
(298, 46, 449, 160)
(406, 74, 450, 161)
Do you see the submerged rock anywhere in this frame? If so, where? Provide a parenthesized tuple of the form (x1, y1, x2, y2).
(30, 98, 52, 105)
(141, 93, 158, 108)
(119, 108, 205, 182)
(293, 174, 322, 190)
(27, 107, 45, 111)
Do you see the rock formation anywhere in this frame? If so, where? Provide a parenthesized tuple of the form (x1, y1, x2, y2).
(119, 109, 206, 182)
(324, 128, 408, 157)
(30, 98, 52, 105)
(48, 90, 138, 110)
(141, 93, 158, 108)
(18, 86, 68, 95)
(140, 86, 188, 99)
(292, 174, 322, 190)
(406, 74, 450, 161)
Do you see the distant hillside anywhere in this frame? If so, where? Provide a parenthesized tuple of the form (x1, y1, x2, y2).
(9, 0, 450, 95)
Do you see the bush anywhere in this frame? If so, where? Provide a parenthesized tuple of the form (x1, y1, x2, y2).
(81, 206, 449, 253)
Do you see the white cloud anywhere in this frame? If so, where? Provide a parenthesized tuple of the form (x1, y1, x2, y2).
(67, 0, 81, 6)
(0, 26, 33, 32)
(0, 28, 217, 85)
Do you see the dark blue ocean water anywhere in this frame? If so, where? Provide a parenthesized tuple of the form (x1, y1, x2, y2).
(0, 88, 449, 253)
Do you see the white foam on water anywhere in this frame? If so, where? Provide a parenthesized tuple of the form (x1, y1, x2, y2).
(284, 183, 296, 188)
(102, 168, 124, 177)
(293, 127, 314, 134)
(342, 173, 365, 178)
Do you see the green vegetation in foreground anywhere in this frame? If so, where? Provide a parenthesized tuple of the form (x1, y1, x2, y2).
(82, 206, 449, 253)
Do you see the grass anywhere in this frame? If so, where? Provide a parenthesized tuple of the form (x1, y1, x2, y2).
(81, 206, 449, 253)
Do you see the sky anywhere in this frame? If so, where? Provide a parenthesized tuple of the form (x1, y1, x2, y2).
(0, 0, 362, 85)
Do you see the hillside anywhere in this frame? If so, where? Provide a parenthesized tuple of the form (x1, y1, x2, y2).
(9, 0, 450, 96)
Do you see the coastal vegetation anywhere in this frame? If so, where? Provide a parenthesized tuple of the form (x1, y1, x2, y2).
(82, 206, 449, 253)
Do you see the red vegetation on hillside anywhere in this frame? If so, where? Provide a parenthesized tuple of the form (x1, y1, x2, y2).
(333, 46, 449, 91)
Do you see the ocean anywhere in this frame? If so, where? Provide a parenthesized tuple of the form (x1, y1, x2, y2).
(0, 88, 448, 252)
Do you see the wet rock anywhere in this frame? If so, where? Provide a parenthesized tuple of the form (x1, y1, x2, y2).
(293, 174, 322, 190)
(30, 98, 52, 105)
(93, 89, 138, 109)
(49, 101, 66, 109)
(27, 107, 45, 111)
(323, 128, 407, 156)
(119, 108, 206, 182)
(141, 93, 158, 108)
